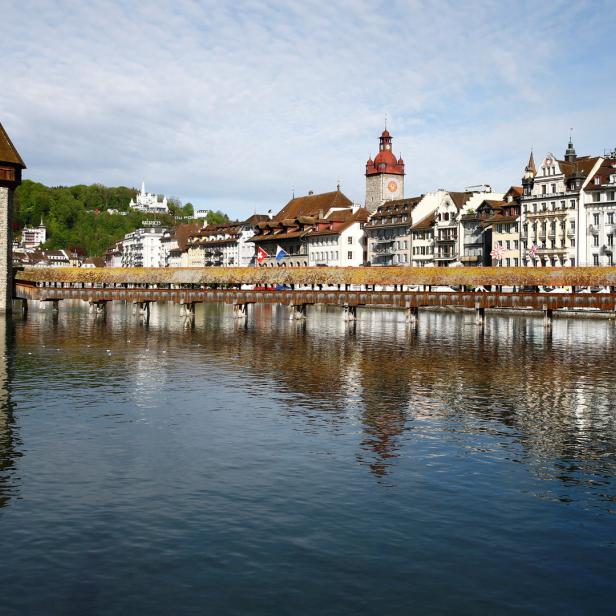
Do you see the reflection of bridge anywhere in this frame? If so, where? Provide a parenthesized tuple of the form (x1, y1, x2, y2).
(14, 276, 616, 326)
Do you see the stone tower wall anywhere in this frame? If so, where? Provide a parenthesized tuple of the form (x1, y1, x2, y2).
(365, 173, 405, 212)
(0, 186, 13, 313)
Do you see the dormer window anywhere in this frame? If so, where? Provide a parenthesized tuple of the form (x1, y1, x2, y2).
(595, 177, 601, 185)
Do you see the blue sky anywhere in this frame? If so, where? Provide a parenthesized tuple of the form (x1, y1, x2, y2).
(2, 0, 616, 218)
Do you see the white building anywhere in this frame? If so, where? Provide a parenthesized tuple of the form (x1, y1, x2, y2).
(121, 225, 168, 267)
(520, 141, 602, 267)
(21, 219, 46, 249)
(129, 182, 169, 214)
(432, 189, 502, 267)
(186, 215, 268, 267)
(306, 206, 368, 267)
(583, 153, 616, 266)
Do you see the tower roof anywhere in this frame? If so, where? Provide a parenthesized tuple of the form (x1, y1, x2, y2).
(526, 150, 536, 174)
(366, 127, 405, 177)
(0, 122, 26, 168)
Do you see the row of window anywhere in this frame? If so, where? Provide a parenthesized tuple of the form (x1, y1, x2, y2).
(592, 234, 614, 247)
(524, 200, 576, 213)
(312, 251, 355, 261)
(413, 246, 433, 255)
(592, 212, 616, 225)
(592, 191, 616, 202)
(497, 258, 520, 267)
(495, 223, 519, 233)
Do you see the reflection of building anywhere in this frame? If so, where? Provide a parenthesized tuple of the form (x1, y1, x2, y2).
(0, 318, 17, 508)
(129, 182, 169, 214)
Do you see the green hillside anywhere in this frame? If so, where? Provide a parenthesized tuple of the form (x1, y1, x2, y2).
(14, 180, 229, 256)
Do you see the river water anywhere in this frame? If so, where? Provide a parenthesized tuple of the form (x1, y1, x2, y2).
(0, 302, 615, 615)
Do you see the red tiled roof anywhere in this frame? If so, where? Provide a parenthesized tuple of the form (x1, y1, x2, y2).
(273, 190, 353, 221)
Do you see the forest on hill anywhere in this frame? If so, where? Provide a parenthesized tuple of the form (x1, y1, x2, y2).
(14, 180, 230, 256)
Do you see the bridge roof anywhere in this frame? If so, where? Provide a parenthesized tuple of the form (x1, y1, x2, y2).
(14, 266, 616, 287)
(0, 122, 26, 168)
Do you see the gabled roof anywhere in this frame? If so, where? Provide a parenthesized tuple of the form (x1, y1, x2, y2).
(243, 214, 270, 224)
(164, 222, 202, 251)
(587, 158, 616, 189)
(557, 156, 601, 181)
(273, 190, 353, 220)
(448, 192, 475, 210)
(0, 122, 26, 168)
(411, 211, 436, 231)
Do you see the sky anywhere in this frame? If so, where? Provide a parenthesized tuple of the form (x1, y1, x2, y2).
(2, 0, 616, 218)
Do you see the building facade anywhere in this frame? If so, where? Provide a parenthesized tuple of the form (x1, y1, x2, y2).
(129, 182, 169, 214)
(520, 142, 602, 267)
(251, 189, 354, 267)
(121, 226, 168, 267)
(584, 154, 616, 266)
(21, 220, 47, 249)
(306, 207, 368, 267)
(365, 198, 419, 266)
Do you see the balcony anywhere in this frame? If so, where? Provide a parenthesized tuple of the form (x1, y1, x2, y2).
(373, 247, 396, 256)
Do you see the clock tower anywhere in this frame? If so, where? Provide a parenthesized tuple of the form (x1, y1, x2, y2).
(365, 127, 405, 212)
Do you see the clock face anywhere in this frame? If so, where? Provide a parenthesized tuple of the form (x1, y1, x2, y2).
(387, 180, 398, 193)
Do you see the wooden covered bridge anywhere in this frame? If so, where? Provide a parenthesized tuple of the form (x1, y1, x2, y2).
(13, 266, 616, 327)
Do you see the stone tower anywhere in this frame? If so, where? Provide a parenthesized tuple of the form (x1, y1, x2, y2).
(365, 127, 405, 212)
(0, 122, 26, 314)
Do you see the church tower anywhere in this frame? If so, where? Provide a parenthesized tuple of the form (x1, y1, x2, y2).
(522, 150, 536, 196)
(365, 127, 405, 212)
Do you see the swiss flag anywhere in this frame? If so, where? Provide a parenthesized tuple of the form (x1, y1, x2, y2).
(257, 246, 269, 264)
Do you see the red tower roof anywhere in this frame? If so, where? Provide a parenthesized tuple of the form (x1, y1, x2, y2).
(366, 127, 405, 176)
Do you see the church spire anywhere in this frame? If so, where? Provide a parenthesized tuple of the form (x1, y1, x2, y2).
(564, 131, 577, 163)
(525, 150, 536, 176)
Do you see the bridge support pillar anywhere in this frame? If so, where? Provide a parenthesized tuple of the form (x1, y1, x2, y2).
(139, 302, 151, 321)
(475, 304, 485, 326)
(180, 302, 196, 317)
(89, 300, 107, 315)
(343, 304, 357, 322)
(290, 304, 307, 320)
(51, 299, 60, 313)
(406, 306, 418, 326)
(233, 303, 248, 319)
(543, 306, 553, 328)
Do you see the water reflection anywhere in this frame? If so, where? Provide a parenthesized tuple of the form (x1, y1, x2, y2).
(9, 301, 616, 504)
(0, 318, 18, 508)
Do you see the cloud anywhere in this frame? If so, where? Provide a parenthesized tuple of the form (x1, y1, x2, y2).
(2, 0, 616, 217)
